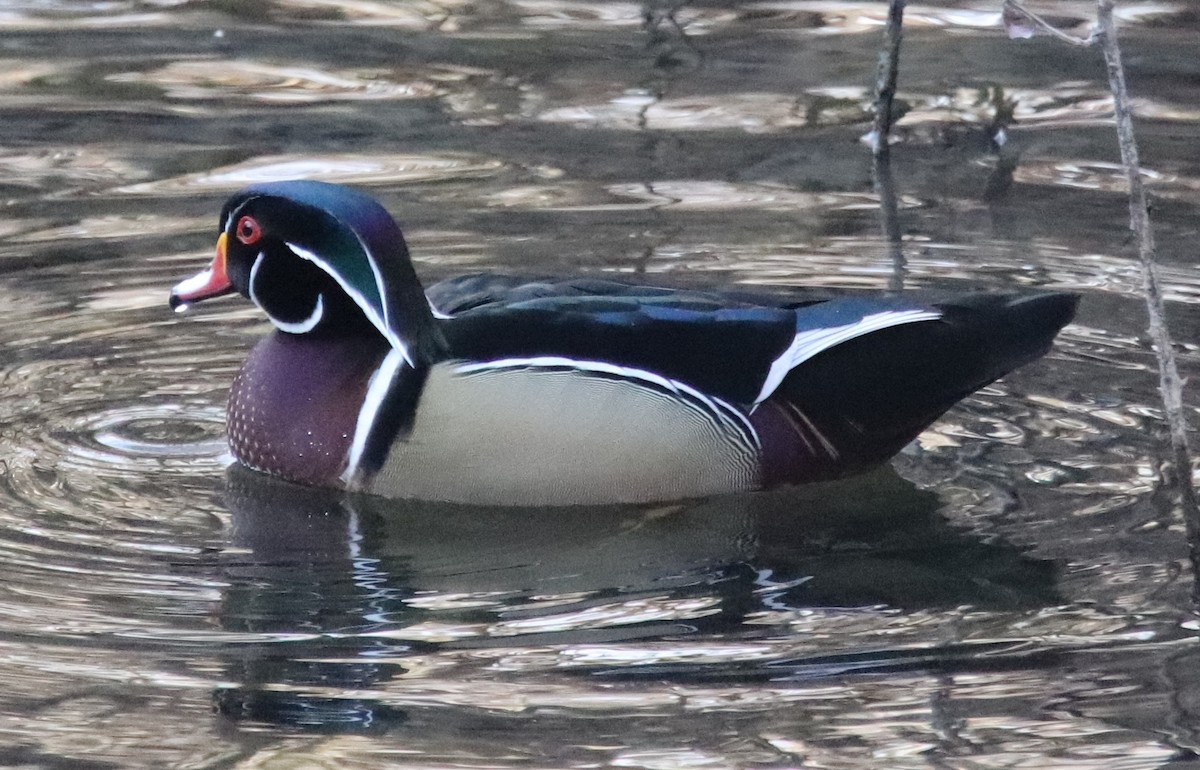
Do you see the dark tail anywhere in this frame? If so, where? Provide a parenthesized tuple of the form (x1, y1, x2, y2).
(764, 291, 1078, 482)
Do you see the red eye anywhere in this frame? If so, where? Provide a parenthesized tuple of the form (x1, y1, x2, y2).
(235, 215, 262, 245)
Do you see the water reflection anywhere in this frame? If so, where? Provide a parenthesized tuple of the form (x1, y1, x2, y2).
(539, 91, 814, 132)
(109, 61, 446, 104)
(114, 153, 508, 195)
(211, 465, 1059, 731)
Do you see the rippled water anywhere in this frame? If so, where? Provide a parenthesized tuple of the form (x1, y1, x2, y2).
(2, 1, 1200, 767)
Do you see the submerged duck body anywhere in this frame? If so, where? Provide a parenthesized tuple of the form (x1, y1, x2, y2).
(171, 180, 1077, 505)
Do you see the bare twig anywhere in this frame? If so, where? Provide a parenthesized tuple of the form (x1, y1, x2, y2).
(1094, 0, 1200, 565)
(874, 154, 906, 292)
(1005, 0, 1199, 596)
(1003, 0, 1095, 46)
(870, 0, 906, 151)
(870, 0, 907, 291)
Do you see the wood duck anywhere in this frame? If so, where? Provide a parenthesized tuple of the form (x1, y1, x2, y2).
(170, 180, 1077, 506)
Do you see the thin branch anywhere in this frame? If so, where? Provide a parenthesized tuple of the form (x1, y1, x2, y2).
(870, 0, 906, 151)
(1094, 0, 1200, 580)
(874, 154, 906, 292)
(1003, 0, 1095, 46)
(870, 0, 906, 291)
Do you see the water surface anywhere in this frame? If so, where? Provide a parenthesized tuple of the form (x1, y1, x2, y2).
(1, 1, 1200, 767)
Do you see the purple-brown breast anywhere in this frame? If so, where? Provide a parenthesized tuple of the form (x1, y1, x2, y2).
(227, 331, 388, 487)
(749, 399, 844, 487)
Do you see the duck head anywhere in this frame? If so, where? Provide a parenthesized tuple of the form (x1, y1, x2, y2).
(170, 180, 447, 366)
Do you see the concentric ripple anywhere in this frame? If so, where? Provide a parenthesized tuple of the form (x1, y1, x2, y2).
(67, 402, 228, 463)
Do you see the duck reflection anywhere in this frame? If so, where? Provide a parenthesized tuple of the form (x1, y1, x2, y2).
(213, 465, 1058, 731)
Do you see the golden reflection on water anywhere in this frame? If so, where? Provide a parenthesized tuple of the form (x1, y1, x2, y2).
(276, 0, 477, 27)
(0, 147, 151, 189)
(0, 9, 174, 30)
(606, 182, 888, 210)
(539, 91, 814, 131)
(531, 73, 1199, 139)
(113, 153, 508, 195)
(109, 60, 447, 103)
(12, 215, 205, 244)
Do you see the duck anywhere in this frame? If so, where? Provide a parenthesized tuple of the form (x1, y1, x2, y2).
(170, 180, 1078, 506)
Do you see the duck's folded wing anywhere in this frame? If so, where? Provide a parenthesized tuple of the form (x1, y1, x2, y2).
(425, 273, 827, 316)
(439, 292, 949, 405)
(755, 292, 1078, 482)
